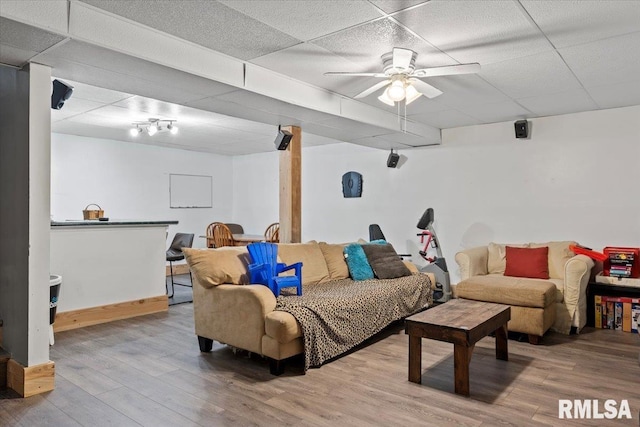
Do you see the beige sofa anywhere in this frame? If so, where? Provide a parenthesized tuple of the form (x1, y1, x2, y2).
(455, 241, 594, 343)
(184, 241, 435, 374)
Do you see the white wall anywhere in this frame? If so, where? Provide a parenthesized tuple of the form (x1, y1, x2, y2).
(233, 105, 640, 283)
(51, 134, 234, 248)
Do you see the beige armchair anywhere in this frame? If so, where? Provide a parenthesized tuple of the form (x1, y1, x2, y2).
(455, 241, 594, 342)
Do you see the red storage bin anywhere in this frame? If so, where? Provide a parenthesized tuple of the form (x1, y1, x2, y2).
(603, 247, 640, 278)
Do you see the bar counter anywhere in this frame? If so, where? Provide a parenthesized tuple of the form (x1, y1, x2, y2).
(50, 219, 178, 331)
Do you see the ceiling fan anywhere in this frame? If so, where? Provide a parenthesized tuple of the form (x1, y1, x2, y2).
(325, 48, 481, 106)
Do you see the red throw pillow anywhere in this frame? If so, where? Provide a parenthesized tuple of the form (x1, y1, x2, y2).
(504, 246, 549, 279)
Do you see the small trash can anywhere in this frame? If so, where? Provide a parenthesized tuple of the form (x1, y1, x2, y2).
(49, 275, 62, 345)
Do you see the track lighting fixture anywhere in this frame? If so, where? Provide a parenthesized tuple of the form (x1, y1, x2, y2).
(130, 118, 178, 137)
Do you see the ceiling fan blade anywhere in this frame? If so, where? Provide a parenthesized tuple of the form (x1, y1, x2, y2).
(409, 79, 443, 99)
(324, 72, 387, 77)
(412, 63, 481, 78)
(354, 80, 391, 99)
(392, 48, 414, 70)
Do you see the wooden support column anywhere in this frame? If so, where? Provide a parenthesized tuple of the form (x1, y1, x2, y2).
(279, 126, 301, 243)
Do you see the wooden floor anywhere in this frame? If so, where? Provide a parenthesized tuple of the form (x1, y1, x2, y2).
(1, 304, 639, 426)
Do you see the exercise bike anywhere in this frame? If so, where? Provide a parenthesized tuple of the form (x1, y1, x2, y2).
(416, 208, 451, 303)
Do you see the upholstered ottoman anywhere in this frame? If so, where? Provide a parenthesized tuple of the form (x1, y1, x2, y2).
(455, 275, 556, 344)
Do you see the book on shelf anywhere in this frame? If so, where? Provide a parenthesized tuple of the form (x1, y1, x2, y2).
(632, 302, 640, 333)
(595, 295, 640, 332)
(622, 301, 632, 332)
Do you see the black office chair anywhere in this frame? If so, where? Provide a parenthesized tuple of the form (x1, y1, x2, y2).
(166, 233, 194, 298)
(368, 224, 411, 258)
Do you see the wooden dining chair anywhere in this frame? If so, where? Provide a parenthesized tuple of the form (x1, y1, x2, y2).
(225, 223, 244, 234)
(206, 222, 223, 248)
(264, 222, 279, 243)
(212, 223, 237, 248)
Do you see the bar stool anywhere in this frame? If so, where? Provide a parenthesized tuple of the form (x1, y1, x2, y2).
(166, 233, 194, 298)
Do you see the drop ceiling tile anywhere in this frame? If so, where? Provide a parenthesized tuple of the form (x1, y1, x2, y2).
(314, 116, 395, 139)
(517, 88, 598, 117)
(455, 100, 532, 123)
(348, 136, 412, 150)
(81, 0, 301, 60)
(480, 50, 581, 99)
(39, 41, 238, 99)
(51, 98, 106, 122)
(0, 43, 38, 67)
(186, 96, 301, 127)
(0, 17, 66, 53)
(62, 79, 133, 104)
(215, 90, 334, 123)
(219, 0, 381, 42)
(407, 109, 480, 129)
(587, 80, 640, 110)
(369, 0, 429, 14)
(374, 131, 435, 147)
(312, 18, 454, 72)
(521, 0, 640, 48)
(303, 133, 341, 147)
(559, 32, 640, 89)
(423, 74, 510, 108)
(393, 0, 552, 65)
(251, 43, 382, 98)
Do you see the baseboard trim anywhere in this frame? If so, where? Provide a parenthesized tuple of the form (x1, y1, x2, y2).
(53, 295, 169, 332)
(7, 359, 55, 397)
(166, 263, 190, 276)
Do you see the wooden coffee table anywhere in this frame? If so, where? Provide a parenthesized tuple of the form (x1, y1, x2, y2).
(405, 299, 510, 396)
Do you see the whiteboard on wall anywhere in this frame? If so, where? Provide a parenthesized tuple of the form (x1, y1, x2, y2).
(169, 174, 212, 208)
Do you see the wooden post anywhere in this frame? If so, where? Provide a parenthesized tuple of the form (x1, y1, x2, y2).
(279, 126, 301, 243)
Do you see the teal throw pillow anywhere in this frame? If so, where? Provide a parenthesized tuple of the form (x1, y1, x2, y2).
(344, 243, 374, 281)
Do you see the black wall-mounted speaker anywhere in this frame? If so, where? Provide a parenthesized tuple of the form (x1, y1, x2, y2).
(274, 130, 293, 150)
(342, 171, 363, 198)
(387, 152, 400, 168)
(514, 120, 529, 139)
(51, 79, 74, 110)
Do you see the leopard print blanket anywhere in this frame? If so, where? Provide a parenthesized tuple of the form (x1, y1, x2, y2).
(275, 273, 433, 371)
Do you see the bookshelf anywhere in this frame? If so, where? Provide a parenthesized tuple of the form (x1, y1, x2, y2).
(586, 282, 640, 328)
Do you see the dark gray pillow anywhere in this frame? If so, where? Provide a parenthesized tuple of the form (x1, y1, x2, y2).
(362, 243, 412, 279)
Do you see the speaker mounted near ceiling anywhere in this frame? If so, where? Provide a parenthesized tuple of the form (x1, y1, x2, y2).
(387, 149, 400, 168)
(274, 129, 293, 150)
(51, 79, 74, 110)
(514, 120, 529, 139)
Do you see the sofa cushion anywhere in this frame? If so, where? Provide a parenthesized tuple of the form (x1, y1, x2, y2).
(456, 274, 556, 308)
(530, 241, 576, 279)
(362, 243, 411, 279)
(183, 247, 250, 287)
(318, 242, 349, 280)
(488, 243, 529, 274)
(278, 242, 330, 285)
(344, 243, 375, 280)
(265, 311, 302, 343)
(505, 246, 549, 279)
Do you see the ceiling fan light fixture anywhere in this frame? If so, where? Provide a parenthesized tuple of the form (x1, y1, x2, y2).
(387, 80, 406, 102)
(147, 125, 157, 136)
(378, 89, 396, 106)
(130, 126, 142, 136)
(405, 84, 422, 105)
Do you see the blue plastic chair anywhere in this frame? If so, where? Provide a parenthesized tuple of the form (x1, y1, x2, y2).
(247, 242, 302, 297)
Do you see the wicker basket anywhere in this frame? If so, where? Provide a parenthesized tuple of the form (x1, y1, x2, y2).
(82, 204, 104, 220)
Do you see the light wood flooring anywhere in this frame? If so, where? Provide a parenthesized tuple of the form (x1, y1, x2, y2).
(1, 304, 639, 426)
